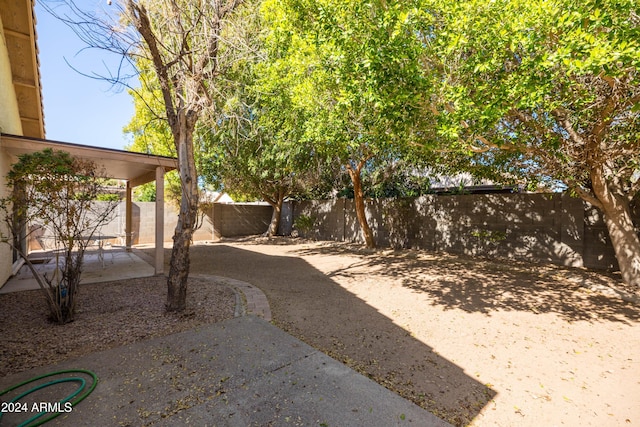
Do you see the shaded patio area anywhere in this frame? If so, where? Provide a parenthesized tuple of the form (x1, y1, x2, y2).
(0, 133, 178, 286)
(0, 247, 156, 294)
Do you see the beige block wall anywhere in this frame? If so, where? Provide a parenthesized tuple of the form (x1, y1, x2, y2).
(0, 15, 24, 285)
(129, 202, 214, 244)
(292, 194, 640, 272)
(87, 202, 215, 245)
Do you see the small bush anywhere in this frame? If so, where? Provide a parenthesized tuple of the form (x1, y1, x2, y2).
(294, 214, 316, 237)
(96, 193, 121, 202)
(0, 149, 118, 324)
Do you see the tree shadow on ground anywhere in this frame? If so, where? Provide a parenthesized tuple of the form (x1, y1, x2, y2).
(145, 243, 495, 426)
(292, 243, 640, 325)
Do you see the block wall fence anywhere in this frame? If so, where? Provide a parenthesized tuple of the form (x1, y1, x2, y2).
(100, 202, 273, 244)
(28, 194, 639, 272)
(28, 202, 273, 250)
(289, 193, 640, 271)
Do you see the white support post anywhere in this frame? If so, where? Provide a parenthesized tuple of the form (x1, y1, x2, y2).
(155, 166, 165, 275)
(125, 182, 133, 252)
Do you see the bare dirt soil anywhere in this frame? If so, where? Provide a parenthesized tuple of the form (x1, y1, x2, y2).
(2, 237, 638, 427)
(0, 276, 236, 377)
(178, 238, 639, 427)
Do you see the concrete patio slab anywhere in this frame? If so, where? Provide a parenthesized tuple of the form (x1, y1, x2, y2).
(0, 249, 155, 294)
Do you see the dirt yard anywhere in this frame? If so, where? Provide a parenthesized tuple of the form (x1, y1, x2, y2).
(2, 237, 638, 426)
(177, 238, 639, 427)
(0, 276, 236, 377)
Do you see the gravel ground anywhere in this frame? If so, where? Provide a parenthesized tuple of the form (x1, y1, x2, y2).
(0, 276, 236, 377)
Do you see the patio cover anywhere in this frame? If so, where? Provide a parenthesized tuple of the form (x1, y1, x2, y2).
(0, 133, 178, 275)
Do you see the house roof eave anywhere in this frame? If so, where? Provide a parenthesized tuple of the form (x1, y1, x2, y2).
(0, 133, 178, 186)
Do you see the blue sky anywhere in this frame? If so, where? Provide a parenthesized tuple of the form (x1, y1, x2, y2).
(35, 2, 135, 151)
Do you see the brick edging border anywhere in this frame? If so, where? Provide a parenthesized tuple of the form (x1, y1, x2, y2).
(129, 250, 273, 319)
(190, 274, 272, 322)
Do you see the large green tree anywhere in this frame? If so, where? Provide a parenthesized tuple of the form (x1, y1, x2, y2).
(123, 64, 181, 202)
(201, 2, 319, 236)
(279, 0, 429, 248)
(208, 93, 317, 236)
(424, 0, 640, 287)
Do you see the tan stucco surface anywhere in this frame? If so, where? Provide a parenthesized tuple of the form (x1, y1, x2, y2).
(0, 151, 13, 285)
(0, 14, 24, 136)
(0, 12, 24, 285)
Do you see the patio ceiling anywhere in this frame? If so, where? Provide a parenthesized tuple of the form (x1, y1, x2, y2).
(0, 133, 177, 186)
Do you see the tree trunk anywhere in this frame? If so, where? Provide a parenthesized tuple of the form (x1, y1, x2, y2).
(55, 249, 82, 324)
(348, 162, 376, 249)
(602, 201, 640, 288)
(591, 167, 640, 288)
(264, 190, 285, 237)
(166, 113, 199, 312)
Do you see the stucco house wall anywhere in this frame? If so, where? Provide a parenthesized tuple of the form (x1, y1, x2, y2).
(0, 0, 47, 285)
(0, 11, 26, 284)
(0, 17, 23, 135)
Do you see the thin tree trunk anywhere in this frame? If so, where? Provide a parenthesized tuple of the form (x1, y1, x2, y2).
(348, 161, 376, 249)
(591, 166, 640, 288)
(124, 0, 245, 311)
(166, 113, 199, 312)
(265, 190, 285, 237)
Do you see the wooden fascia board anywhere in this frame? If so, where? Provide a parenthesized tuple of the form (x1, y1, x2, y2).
(0, 133, 177, 184)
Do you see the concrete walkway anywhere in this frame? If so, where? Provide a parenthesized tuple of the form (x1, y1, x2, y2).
(0, 249, 451, 426)
(0, 316, 449, 426)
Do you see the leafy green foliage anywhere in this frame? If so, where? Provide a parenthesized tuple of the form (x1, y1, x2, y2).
(421, 0, 640, 287)
(204, 5, 326, 234)
(364, 165, 432, 199)
(282, 0, 430, 158)
(267, 0, 436, 246)
(423, 0, 640, 200)
(133, 182, 157, 202)
(96, 193, 121, 202)
(293, 214, 315, 237)
(124, 62, 181, 202)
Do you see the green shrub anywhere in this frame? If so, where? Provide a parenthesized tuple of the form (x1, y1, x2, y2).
(294, 214, 315, 236)
(96, 193, 121, 202)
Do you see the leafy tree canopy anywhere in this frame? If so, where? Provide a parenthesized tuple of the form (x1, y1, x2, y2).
(423, 0, 640, 200)
(422, 0, 640, 287)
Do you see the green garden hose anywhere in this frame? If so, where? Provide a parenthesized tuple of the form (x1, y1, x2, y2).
(0, 369, 98, 427)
